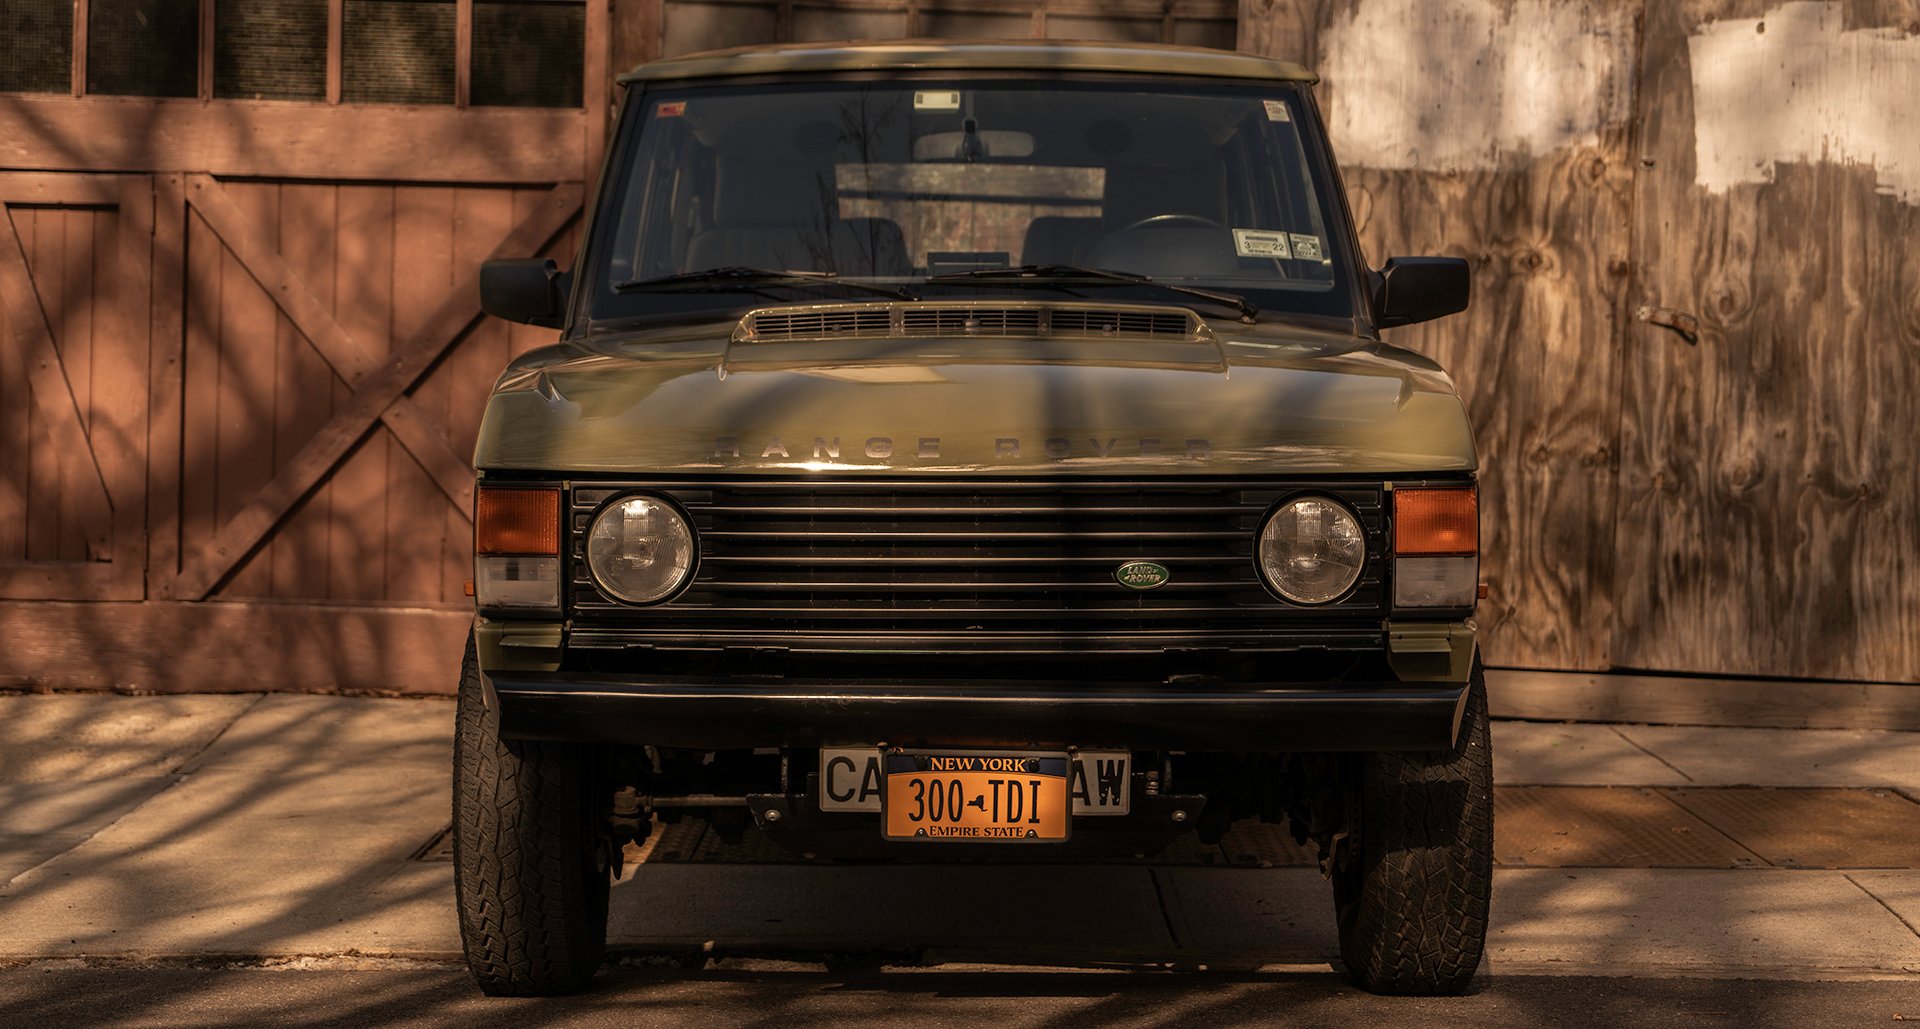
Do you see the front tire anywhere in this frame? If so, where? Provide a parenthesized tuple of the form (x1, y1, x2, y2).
(453, 635, 611, 996)
(1331, 657, 1494, 995)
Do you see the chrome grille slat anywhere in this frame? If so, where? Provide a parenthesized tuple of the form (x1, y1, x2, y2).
(568, 480, 1387, 645)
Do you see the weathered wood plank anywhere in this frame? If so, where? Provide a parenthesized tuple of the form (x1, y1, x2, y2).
(270, 182, 339, 600)
(100, 176, 153, 599)
(386, 186, 458, 604)
(0, 207, 114, 556)
(1487, 669, 1920, 734)
(1615, 0, 1920, 683)
(0, 173, 120, 206)
(211, 181, 280, 598)
(59, 208, 99, 562)
(178, 205, 223, 601)
(182, 175, 477, 519)
(0, 97, 585, 183)
(0, 599, 470, 694)
(0, 562, 121, 600)
(172, 184, 583, 600)
(145, 175, 187, 599)
(22, 210, 64, 563)
(336, 185, 399, 602)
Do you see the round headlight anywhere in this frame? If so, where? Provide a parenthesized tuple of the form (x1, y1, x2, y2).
(586, 495, 696, 604)
(1258, 496, 1365, 605)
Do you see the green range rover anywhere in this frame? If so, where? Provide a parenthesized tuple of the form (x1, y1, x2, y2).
(459, 40, 1489, 997)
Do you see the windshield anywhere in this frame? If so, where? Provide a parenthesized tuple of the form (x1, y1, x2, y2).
(589, 78, 1354, 325)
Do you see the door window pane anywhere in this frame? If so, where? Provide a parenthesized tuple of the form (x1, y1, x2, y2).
(215, 0, 327, 100)
(344, 0, 456, 104)
(472, 0, 584, 108)
(0, 0, 71, 93)
(88, 0, 199, 97)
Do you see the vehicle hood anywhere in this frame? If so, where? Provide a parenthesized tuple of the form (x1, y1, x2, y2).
(473, 320, 1477, 476)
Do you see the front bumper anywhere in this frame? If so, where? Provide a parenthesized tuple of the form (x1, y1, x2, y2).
(485, 672, 1471, 752)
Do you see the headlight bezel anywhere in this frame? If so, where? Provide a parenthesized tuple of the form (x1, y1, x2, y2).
(584, 492, 700, 606)
(1254, 493, 1369, 607)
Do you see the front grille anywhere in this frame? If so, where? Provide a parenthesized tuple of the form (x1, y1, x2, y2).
(567, 480, 1386, 654)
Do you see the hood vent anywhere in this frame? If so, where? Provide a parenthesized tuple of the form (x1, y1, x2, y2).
(1050, 308, 1192, 338)
(737, 302, 1205, 344)
(749, 307, 893, 340)
(901, 306, 1043, 336)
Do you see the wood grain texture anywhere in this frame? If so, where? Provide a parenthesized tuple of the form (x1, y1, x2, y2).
(182, 176, 476, 519)
(385, 186, 459, 605)
(172, 184, 583, 600)
(1488, 669, 1920, 733)
(334, 184, 398, 603)
(0, 206, 115, 556)
(1242, 0, 1639, 672)
(0, 600, 470, 695)
(146, 176, 187, 599)
(1615, 0, 1920, 683)
(0, 96, 584, 183)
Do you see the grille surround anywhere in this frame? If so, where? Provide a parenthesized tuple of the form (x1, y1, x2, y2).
(567, 479, 1389, 654)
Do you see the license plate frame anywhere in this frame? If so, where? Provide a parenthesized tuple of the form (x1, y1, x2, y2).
(819, 747, 1132, 817)
(880, 749, 1072, 843)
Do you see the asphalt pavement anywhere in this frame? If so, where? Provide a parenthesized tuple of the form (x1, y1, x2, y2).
(1, 692, 1918, 1025)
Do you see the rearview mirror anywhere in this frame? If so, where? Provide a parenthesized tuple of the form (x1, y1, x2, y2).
(1374, 256, 1470, 329)
(480, 258, 569, 328)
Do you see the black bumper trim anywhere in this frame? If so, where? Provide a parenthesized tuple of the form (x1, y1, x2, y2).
(487, 672, 1469, 752)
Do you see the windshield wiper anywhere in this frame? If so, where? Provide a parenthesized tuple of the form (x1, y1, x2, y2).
(926, 264, 1258, 323)
(615, 266, 917, 301)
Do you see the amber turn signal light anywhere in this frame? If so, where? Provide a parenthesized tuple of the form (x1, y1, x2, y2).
(475, 487, 561, 555)
(1394, 487, 1478, 556)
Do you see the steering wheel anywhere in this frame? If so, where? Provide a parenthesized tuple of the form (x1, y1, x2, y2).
(1116, 213, 1224, 232)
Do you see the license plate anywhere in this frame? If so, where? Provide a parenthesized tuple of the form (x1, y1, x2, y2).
(820, 747, 1132, 816)
(882, 751, 1071, 842)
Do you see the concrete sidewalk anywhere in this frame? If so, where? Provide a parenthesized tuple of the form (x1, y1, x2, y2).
(1, 693, 1917, 980)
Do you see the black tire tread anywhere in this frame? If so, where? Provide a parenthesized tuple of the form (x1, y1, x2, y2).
(1334, 658, 1494, 995)
(452, 636, 609, 996)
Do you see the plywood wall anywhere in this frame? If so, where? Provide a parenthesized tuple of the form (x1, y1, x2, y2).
(1243, 0, 1641, 672)
(1244, 0, 1920, 684)
(1615, 0, 1920, 683)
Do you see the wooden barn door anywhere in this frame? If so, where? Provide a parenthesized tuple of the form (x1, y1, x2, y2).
(0, 174, 154, 601)
(152, 177, 583, 603)
(1614, 1, 1920, 684)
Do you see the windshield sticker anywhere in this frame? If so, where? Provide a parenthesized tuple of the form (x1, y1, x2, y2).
(1233, 229, 1293, 259)
(1288, 233, 1324, 261)
(1262, 99, 1292, 122)
(656, 101, 687, 118)
(914, 90, 962, 112)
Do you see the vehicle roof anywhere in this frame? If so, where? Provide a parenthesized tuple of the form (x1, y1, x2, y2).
(618, 39, 1317, 85)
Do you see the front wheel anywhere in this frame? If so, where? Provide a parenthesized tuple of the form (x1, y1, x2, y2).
(1331, 657, 1494, 995)
(452, 635, 611, 996)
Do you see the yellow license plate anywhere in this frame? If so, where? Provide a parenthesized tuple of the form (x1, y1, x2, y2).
(882, 751, 1071, 842)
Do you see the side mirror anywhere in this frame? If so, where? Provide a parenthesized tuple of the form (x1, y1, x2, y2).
(480, 258, 570, 328)
(1374, 256, 1470, 329)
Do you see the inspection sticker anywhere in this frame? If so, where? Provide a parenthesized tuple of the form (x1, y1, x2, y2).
(914, 90, 962, 111)
(656, 101, 687, 118)
(1288, 233, 1324, 260)
(1262, 99, 1292, 122)
(1233, 228, 1293, 259)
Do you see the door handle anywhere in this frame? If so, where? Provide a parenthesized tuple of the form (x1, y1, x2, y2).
(1635, 305, 1700, 345)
